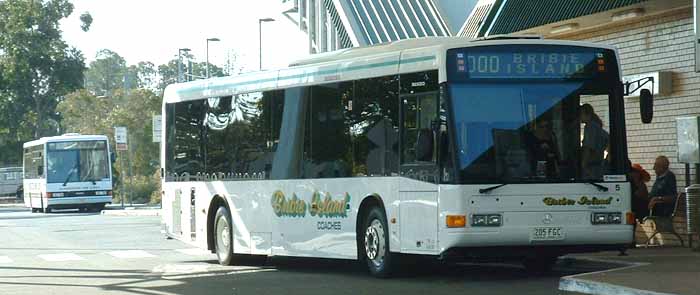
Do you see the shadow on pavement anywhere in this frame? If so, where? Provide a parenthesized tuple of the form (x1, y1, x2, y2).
(0, 257, 620, 295)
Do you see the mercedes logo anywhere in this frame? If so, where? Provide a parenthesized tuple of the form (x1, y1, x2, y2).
(543, 213, 553, 224)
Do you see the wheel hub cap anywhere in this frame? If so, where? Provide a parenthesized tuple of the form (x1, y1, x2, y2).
(364, 219, 385, 266)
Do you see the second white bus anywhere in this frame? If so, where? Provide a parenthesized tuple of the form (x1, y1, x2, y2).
(23, 134, 114, 213)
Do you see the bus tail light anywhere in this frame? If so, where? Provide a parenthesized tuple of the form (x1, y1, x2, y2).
(626, 212, 636, 225)
(446, 215, 466, 228)
(46, 192, 51, 198)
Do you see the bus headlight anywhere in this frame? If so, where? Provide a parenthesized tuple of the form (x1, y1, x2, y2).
(95, 191, 107, 195)
(50, 192, 64, 198)
(591, 212, 622, 225)
(471, 214, 502, 227)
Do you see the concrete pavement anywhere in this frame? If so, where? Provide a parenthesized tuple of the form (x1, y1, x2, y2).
(561, 247, 700, 295)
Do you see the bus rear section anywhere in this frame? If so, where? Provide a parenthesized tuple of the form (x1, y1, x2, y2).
(23, 135, 114, 213)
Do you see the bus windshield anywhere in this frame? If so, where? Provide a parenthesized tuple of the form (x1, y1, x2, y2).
(449, 81, 613, 184)
(46, 141, 110, 184)
(446, 45, 621, 184)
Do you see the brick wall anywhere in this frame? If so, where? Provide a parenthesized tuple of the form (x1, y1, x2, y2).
(568, 8, 698, 192)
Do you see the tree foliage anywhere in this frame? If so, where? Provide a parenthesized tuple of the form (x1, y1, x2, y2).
(156, 55, 225, 94)
(0, 0, 86, 165)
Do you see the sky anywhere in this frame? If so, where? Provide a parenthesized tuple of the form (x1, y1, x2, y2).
(59, 0, 309, 72)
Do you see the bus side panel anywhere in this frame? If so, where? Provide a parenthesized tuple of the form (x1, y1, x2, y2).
(23, 179, 45, 209)
(272, 177, 399, 259)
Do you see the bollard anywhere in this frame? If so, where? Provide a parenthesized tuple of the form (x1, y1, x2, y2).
(685, 184, 700, 250)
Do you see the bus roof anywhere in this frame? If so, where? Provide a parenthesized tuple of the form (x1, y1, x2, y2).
(23, 134, 109, 149)
(163, 37, 617, 104)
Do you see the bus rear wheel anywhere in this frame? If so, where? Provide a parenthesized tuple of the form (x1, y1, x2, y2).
(214, 206, 234, 266)
(362, 207, 394, 277)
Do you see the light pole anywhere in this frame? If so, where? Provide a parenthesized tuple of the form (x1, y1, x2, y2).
(206, 37, 220, 78)
(258, 18, 275, 70)
(177, 48, 191, 83)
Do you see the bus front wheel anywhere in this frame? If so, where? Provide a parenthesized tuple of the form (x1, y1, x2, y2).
(214, 206, 234, 266)
(362, 207, 394, 277)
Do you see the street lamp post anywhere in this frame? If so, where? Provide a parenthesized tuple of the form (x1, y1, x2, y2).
(177, 48, 191, 83)
(206, 38, 220, 78)
(258, 18, 275, 70)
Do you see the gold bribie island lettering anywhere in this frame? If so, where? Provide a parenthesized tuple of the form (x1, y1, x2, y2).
(543, 196, 613, 206)
(271, 190, 351, 218)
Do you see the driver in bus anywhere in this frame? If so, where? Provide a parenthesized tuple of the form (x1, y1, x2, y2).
(579, 104, 608, 179)
(525, 117, 560, 178)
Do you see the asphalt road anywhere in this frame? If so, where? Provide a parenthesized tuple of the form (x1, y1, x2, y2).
(0, 206, 607, 295)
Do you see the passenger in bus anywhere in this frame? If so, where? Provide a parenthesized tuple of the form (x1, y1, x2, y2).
(525, 118, 559, 178)
(647, 155, 677, 217)
(579, 104, 609, 179)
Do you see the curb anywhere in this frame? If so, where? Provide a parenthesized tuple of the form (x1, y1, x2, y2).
(101, 209, 161, 217)
(559, 258, 676, 295)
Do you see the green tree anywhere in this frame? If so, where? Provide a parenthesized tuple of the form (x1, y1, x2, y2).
(156, 55, 225, 95)
(0, 0, 88, 165)
(84, 49, 129, 96)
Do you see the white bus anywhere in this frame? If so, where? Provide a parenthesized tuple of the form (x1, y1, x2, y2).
(23, 134, 114, 213)
(160, 37, 653, 276)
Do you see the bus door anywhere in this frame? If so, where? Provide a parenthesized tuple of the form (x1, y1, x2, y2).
(398, 91, 440, 253)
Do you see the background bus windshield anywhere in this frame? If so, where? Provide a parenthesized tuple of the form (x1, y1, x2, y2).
(447, 46, 618, 184)
(47, 141, 109, 184)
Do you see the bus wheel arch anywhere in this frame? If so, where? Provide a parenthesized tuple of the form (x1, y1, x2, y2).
(206, 195, 229, 253)
(356, 194, 394, 277)
(356, 194, 386, 258)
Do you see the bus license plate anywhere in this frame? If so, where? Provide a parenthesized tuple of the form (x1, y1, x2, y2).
(531, 227, 565, 241)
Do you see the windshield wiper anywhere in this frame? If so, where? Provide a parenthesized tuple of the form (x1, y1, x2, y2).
(587, 181, 609, 192)
(62, 164, 79, 186)
(479, 183, 508, 194)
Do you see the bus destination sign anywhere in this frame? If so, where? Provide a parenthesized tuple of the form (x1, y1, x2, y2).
(453, 50, 604, 79)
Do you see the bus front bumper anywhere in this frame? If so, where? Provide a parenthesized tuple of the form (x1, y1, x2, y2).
(46, 196, 112, 207)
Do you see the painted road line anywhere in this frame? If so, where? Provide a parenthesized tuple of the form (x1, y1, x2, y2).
(38, 253, 85, 262)
(175, 248, 212, 256)
(107, 250, 156, 259)
(0, 256, 12, 263)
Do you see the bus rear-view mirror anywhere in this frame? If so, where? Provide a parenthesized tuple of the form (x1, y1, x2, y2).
(640, 88, 653, 124)
(110, 152, 116, 163)
(37, 165, 43, 176)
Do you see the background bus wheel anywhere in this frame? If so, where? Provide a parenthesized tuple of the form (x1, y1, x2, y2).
(523, 255, 557, 275)
(90, 204, 105, 212)
(31, 208, 37, 213)
(44, 207, 52, 213)
(214, 206, 234, 266)
(362, 207, 393, 277)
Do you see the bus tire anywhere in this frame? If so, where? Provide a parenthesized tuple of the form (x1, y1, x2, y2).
(523, 255, 557, 275)
(44, 207, 52, 213)
(214, 206, 234, 266)
(362, 206, 393, 278)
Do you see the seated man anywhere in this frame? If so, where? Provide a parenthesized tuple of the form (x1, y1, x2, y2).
(648, 155, 677, 217)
